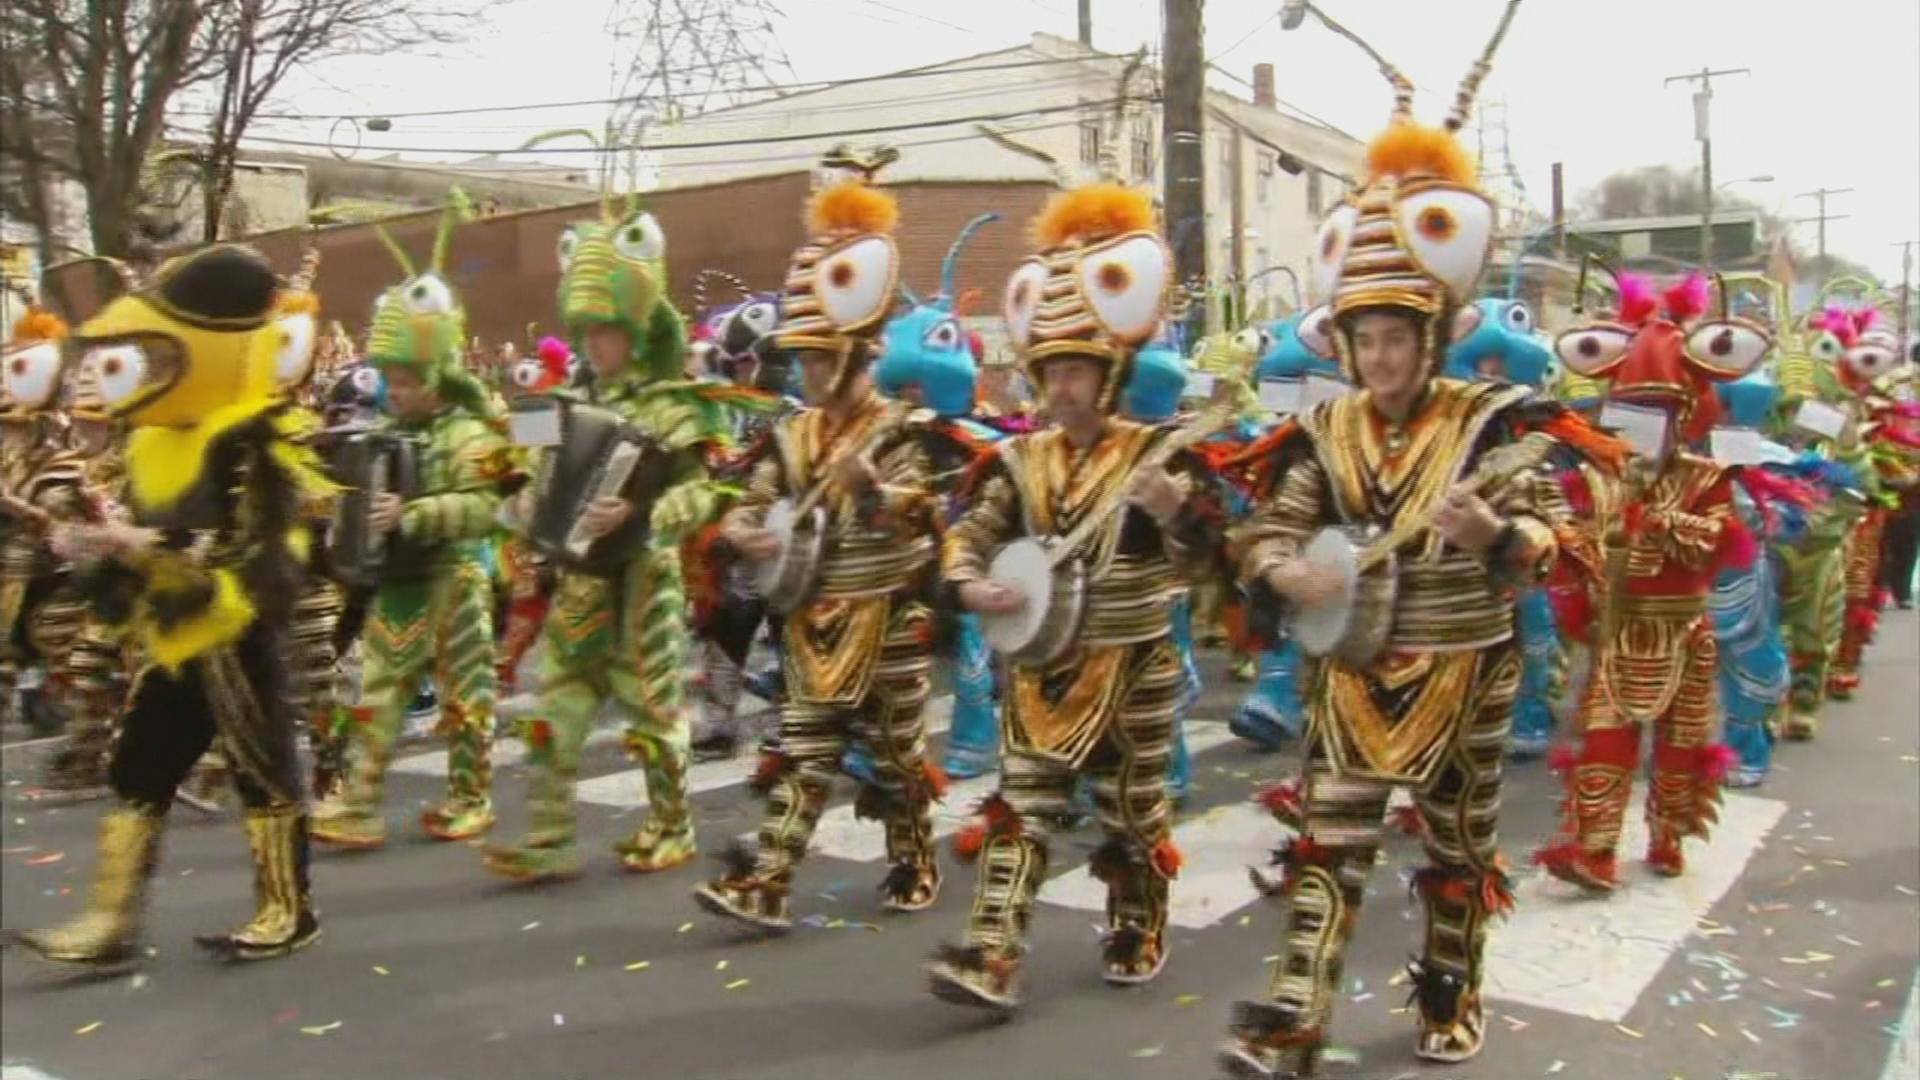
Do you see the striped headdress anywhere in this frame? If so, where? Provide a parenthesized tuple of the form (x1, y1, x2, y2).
(774, 146, 902, 395)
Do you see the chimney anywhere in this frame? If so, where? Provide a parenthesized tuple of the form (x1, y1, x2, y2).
(1252, 64, 1277, 109)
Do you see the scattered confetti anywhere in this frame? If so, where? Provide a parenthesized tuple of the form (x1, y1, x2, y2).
(1548, 1062, 1567, 1074)
(575, 955, 587, 968)
(624, 961, 651, 972)
(1739, 1027, 1761, 1044)
(1351, 993, 1374, 1004)
(127, 974, 148, 992)
(1503, 1015, 1529, 1032)
(1898, 885, 1919, 897)
(1866, 1000, 1883, 1010)
(372, 965, 390, 976)
(715, 960, 729, 972)
(1130, 1045, 1164, 1059)
(1696, 1022, 1718, 1038)
(1238, 915, 1252, 927)
(1320, 1047, 1360, 1065)
(1805, 988, 1836, 1001)
(724, 978, 751, 990)
(1838, 936, 1863, 948)
(1175, 994, 1201, 1007)
(300, 1021, 343, 1036)
(677, 922, 695, 934)
(1879, 979, 1898, 989)
(74, 1021, 102, 1035)
(553, 1014, 564, 1026)
(520, 921, 541, 932)
(1615, 1024, 1644, 1039)
(25, 851, 64, 866)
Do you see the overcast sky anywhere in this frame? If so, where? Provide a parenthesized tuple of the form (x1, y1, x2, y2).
(228, 0, 1920, 285)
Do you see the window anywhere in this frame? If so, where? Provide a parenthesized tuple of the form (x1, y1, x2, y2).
(1306, 170, 1324, 216)
(1217, 135, 1234, 201)
(1080, 117, 1102, 166)
(1132, 134, 1153, 180)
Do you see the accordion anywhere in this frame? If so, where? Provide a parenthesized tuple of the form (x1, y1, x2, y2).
(518, 397, 675, 577)
(326, 430, 429, 588)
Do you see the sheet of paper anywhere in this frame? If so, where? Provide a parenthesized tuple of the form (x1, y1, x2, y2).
(1258, 377, 1304, 415)
(1708, 426, 1769, 466)
(1792, 399, 1848, 440)
(509, 405, 562, 448)
(1599, 401, 1670, 460)
(1303, 373, 1351, 409)
(1182, 372, 1216, 400)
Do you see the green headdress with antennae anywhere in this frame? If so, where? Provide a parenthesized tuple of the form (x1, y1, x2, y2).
(522, 126, 685, 384)
(364, 188, 493, 417)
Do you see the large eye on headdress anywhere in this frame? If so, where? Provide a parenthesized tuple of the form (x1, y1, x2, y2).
(1502, 301, 1535, 334)
(1841, 338, 1901, 383)
(351, 366, 383, 398)
(4, 342, 65, 409)
(1232, 326, 1272, 359)
(923, 318, 963, 352)
(1077, 234, 1170, 344)
(736, 301, 778, 336)
(400, 273, 454, 316)
(556, 229, 580, 272)
(1308, 205, 1359, 303)
(511, 358, 544, 389)
(272, 312, 318, 388)
(1393, 182, 1496, 300)
(1003, 259, 1050, 347)
(1554, 322, 1635, 377)
(613, 213, 665, 262)
(1296, 305, 1335, 358)
(86, 344, 149, 409)
(814, 235, 898, 329)
(1684, 319, 1773, 378)
(1810, 332, 1843, 363)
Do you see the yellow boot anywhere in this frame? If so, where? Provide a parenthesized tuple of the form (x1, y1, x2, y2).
(194, 805, 322, 961)
(6, 804, 163, 967)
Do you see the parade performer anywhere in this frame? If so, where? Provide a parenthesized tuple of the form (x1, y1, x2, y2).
(313, 198, 519, 848)
(1213, 4, 1618, 1070)
(487, 173, 764, 881)
(0, 307, 91, 737)
(1444, 297, 1565, 759)
(6, 245, 334, 965)
(493, 335, 572, 696)
(870, 215, 1004, 781)
(928, 177, 1223, 1010)
(1824, 306, 1920, 697)
(1229, 307, 1341, 752)
(1535, 268, 1773, 892)
(694, 148, 949, 927)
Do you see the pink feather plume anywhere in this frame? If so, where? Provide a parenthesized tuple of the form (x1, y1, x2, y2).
(1700, 743, 1739, 782)
(1810, 305, 1859, 347)
(1617, 273, 1659, 325)
(1662, 272, 1712, 323)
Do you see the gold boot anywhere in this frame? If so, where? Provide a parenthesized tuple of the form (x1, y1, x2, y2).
(6, 804, 163, 967)
(194, 805, 322, 962)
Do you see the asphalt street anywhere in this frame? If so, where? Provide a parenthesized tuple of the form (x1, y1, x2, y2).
(3, 614, 1916, 1080)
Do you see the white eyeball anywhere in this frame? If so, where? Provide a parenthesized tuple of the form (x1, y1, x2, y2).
(557, 229, 580, 272)
(814, 236, 898, 330)
(923, 319, 962, 352)
(1555, 323, 1635, 377)
(1297, 305, 1335, 358)
(400, 274, 455, 316)
(1077, 234, 1171, 344)
(1393, 182, 1496, 300)
(1003, 259, 1050, 348)
(273, 312, 318, 389)
(1684, 319, 1773, 378)
(613, 213, 665, 262)
(5, 342, 66, 410)
(87, 344, 148, 409)
(1503, 302, 1534, 333)
(512, 358, 544, 389)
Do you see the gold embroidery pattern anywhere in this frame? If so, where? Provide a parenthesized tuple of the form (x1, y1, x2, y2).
(1317, 651, 1481, 784)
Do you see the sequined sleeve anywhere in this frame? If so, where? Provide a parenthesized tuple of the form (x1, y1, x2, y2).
(1641, 474, 1734, 572)
(942, 471, 1020, 590)
(1233, 453, 1329, 591)
(721, 453, 785, 539)
(1483, 466, 1567, 585)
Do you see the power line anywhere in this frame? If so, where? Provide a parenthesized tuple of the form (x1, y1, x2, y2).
(164, 54, 1121, 124)
(211, 96, 1153, 158)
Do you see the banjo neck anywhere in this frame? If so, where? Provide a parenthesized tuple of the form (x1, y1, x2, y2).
(1042, 403, 1232, 570)
(787, 401, 917, 521)
(1352, 430, 1555, 574)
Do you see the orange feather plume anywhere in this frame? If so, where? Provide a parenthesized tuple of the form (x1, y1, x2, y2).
(1365, 120, 1476, 186)
(1033, 182, 1156, 249)
(807, 179, 899, 237)
(11, 307, 69, 345)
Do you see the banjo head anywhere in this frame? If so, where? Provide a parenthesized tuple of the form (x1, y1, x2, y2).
(755, 499, 798, 598)
(1290, 527, 1361, 657)
(982, 538, 1055, 655)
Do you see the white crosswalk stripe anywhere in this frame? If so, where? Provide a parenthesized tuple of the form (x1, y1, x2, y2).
(1485, 791, 1787, 1022)
(1038, 799, 1281, 929)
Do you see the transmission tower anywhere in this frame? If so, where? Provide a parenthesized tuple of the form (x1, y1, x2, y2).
(603, 0, 798, 144)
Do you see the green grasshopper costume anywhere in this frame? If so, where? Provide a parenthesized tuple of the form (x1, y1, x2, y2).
(313, 196, 517, 847)
(485, 198, 765, 881)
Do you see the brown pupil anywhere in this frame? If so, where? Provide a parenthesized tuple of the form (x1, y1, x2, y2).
(829, 261, 854, 288)
(1578, 337, 1600, 358)
(1710, 330, 1734, 356)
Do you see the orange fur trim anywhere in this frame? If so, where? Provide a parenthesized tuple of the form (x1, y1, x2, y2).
(1365, 121, 1476, 186)
(807, 180, 899, 237)
(11, 307, 69, 345)
(275, 290, 321, 317)
(1033, 182, 1156, 249)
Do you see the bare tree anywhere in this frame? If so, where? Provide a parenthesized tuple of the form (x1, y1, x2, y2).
(1576, 163, 1786, 240)
(0, 0, 214, 291)
(186, 0, 475, 243)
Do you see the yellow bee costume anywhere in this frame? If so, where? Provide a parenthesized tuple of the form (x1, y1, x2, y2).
(5, 246, 334, 967)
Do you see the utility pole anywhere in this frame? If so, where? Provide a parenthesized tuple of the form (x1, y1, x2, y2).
(1796, 187, 1855, 271)
(1894, 239, 1915, 341)
(1078, 0, 1092, 46)
(1663, 66, 1749, 270)
(1163, 0, 1206, 341)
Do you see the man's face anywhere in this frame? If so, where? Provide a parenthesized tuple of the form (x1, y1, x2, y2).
(383, 367, 437, 421)
(1350, 311, 1425, 403)
(1040, 357, 1105, 424)
(797, 350, 837, 403)
(584, 323, 633, 379)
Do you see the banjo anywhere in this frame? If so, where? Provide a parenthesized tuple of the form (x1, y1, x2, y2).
(755, 402, 923, 614)
(1288, 432, 1558, 669)
(980, 405, 1233, 669)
